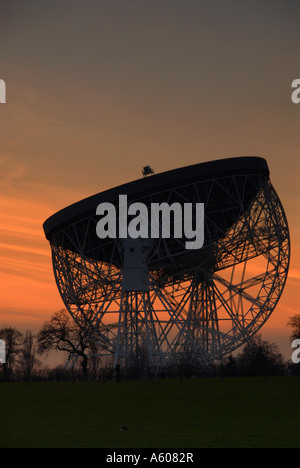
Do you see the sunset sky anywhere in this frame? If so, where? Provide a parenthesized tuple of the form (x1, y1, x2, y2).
(0, 0, 299, 359)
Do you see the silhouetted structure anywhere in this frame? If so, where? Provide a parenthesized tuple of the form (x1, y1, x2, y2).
(43, 157, 290, 376)
(142, 165, 154, 177)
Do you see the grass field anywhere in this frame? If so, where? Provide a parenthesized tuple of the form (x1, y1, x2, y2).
(0, 377, 300, 448)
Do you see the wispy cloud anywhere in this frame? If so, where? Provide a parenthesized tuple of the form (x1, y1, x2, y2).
(288, 268, 300, 281)
(0, 162, 27, 188)
(0, 242, 49, 258)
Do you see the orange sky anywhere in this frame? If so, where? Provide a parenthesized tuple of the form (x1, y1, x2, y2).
(0, 0, 299, 359)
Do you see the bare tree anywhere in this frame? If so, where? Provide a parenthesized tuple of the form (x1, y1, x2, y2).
(37, 310, 99, 379)
(17, 331, 41, 382)
(237, 334, 285, 376)
(287, 315, 300, 341)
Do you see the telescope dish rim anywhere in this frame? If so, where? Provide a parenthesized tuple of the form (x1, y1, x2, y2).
(43, 156, 269, 240)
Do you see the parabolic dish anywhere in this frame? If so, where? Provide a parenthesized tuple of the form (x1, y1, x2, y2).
(43, 156, 289, 372)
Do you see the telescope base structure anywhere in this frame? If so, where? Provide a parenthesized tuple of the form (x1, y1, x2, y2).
(48, 168, 290, 376)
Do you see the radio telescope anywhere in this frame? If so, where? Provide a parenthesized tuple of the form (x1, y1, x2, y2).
(43, 157, 290, 374)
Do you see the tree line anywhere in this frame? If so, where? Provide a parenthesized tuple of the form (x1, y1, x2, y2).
(1, 310, 300, 382)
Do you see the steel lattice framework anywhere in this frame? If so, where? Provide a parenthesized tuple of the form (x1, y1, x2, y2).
(45, 158, 290, 374)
